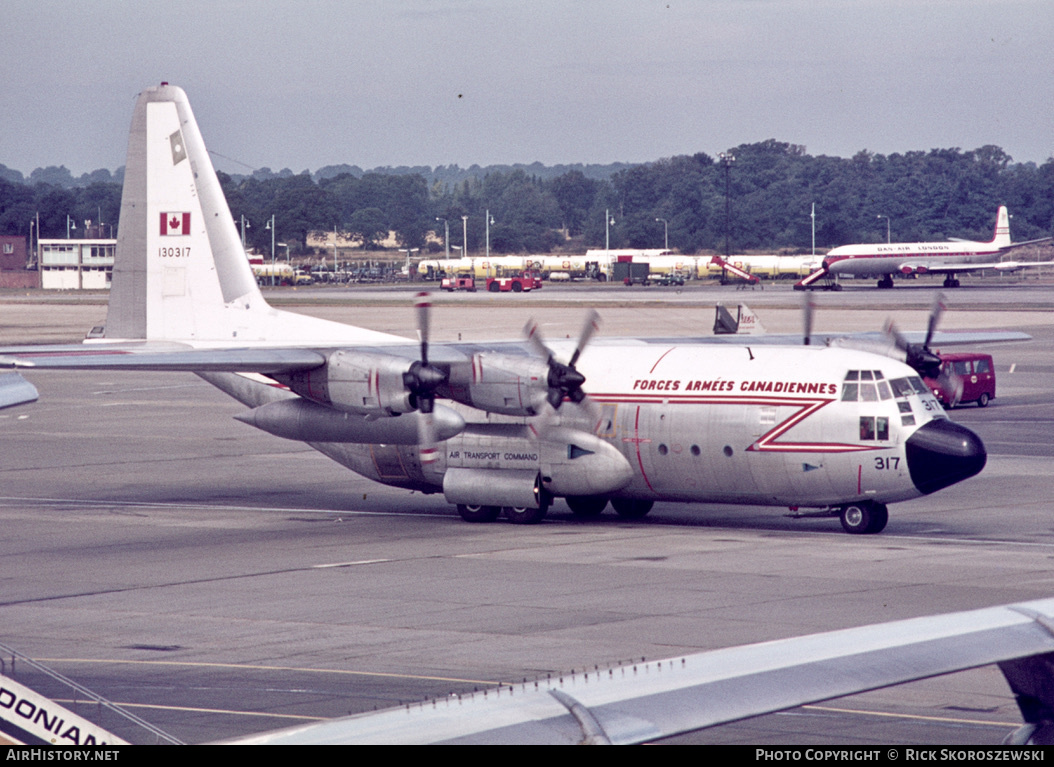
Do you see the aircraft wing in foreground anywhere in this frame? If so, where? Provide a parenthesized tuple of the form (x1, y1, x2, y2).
(4, 598, 1054, 745)
(221, 597, 1054, 744)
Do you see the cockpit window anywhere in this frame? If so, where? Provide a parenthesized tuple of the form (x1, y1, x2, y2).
(890, 376, 930, 397)
(843, 370, 893, 402)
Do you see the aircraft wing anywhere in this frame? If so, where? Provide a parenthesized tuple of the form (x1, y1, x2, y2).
(0, 345, 329, 373)
(899, 258, 1053, 276)
(637, 330, 1032, 347)
(222, 597, 1054, 744)
(0, 325, 1029, 373)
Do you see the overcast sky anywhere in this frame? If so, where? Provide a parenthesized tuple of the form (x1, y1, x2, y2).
(3, 0, 1052, 177)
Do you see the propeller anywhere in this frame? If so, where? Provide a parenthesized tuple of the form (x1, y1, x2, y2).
(884, 293, 946, 379)
(402, 292, 447, 463)
(524, 310, 599, 411)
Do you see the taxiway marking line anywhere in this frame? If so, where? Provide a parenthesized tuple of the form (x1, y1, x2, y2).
(36, 657, 498, 686)
(53, 698, 322, 722)
(804, 704, 1016, 728)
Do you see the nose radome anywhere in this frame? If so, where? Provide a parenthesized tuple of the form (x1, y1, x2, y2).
(905, 418, 987, 495)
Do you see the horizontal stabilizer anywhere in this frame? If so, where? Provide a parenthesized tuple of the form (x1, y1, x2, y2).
(0, 372, 38, 409)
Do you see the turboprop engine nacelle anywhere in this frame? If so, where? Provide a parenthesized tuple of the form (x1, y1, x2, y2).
(234, 398, 465, 444)
(444, 352, 550, 417)
(279, 350, 416, 416)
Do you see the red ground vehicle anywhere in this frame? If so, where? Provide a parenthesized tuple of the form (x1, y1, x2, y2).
(485, 270, 542, 293)
(923, 352, 996, 408)
(441, 275, 476, 292)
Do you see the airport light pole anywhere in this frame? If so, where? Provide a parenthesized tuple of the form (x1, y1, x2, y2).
(240, 215, 250, 250)
(877, 215, 890, 243)
(719, 153, 735, 260)
(485, 210, 494, 261)
(605, 209, 615, 251)
(66, 214, 77, 239)
(31, 212, 39, 268)
(265, 214, 276, 286)
(655, 217, 668, 250)
(462, 215, 468, 259)
(811, 203, 816, 257)
(436, 217, 449, 259)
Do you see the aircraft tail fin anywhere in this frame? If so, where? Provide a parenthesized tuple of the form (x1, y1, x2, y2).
(713, 304, 765, 335)
(991, 205, 1011, 248)
(104, 84, 397, 346)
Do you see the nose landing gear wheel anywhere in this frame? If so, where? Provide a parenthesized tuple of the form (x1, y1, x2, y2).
(839, 502, 888, 534)
(566, 496, 608, 518)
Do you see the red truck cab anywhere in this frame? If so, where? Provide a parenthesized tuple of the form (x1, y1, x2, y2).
(486, 270, 542, 292)
(923, 352, 996, 408)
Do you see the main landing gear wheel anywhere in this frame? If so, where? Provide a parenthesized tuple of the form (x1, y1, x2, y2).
(503, 505, 548, 524)
(566, 496, 608, 518)
(839, 502, 888, 534)
(457, 504, 501, 523)
(943, 277, 961, 288)
(611, 499, 654, 520)
(877, 275, 894, 289)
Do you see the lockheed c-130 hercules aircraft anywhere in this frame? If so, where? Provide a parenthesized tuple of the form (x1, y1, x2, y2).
(0, 84, 1013, 535)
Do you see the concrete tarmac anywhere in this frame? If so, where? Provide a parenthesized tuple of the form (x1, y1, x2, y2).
(1, 283, 1053, 744)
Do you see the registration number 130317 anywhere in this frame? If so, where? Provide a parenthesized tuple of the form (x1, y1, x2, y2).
(158, 247, 191, 258)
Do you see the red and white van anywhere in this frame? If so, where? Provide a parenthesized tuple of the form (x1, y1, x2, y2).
(924, 352, 996, 408)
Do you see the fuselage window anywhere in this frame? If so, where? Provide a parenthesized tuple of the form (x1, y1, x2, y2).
(858, 416, 889, 441)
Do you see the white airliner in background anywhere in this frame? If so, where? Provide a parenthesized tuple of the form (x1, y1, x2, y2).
(0, 84, 1013, 537)
(796, 206, 1052, 290)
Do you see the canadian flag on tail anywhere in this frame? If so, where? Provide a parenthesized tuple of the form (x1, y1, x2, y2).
(160, 211, 191, 236)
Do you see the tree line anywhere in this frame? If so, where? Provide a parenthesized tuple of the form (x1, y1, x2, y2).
(2, 141, 1052, 255)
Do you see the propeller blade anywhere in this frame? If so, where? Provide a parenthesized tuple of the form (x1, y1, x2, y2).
(569, 310, 600, 367)
(924, 292, 946, 350)
(415, 292, 431, 365)
(802, 291, 814, 346)
(523, 319, 551, 362)
(883, 320, 911, 357)
(937, 365, 964, 408)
